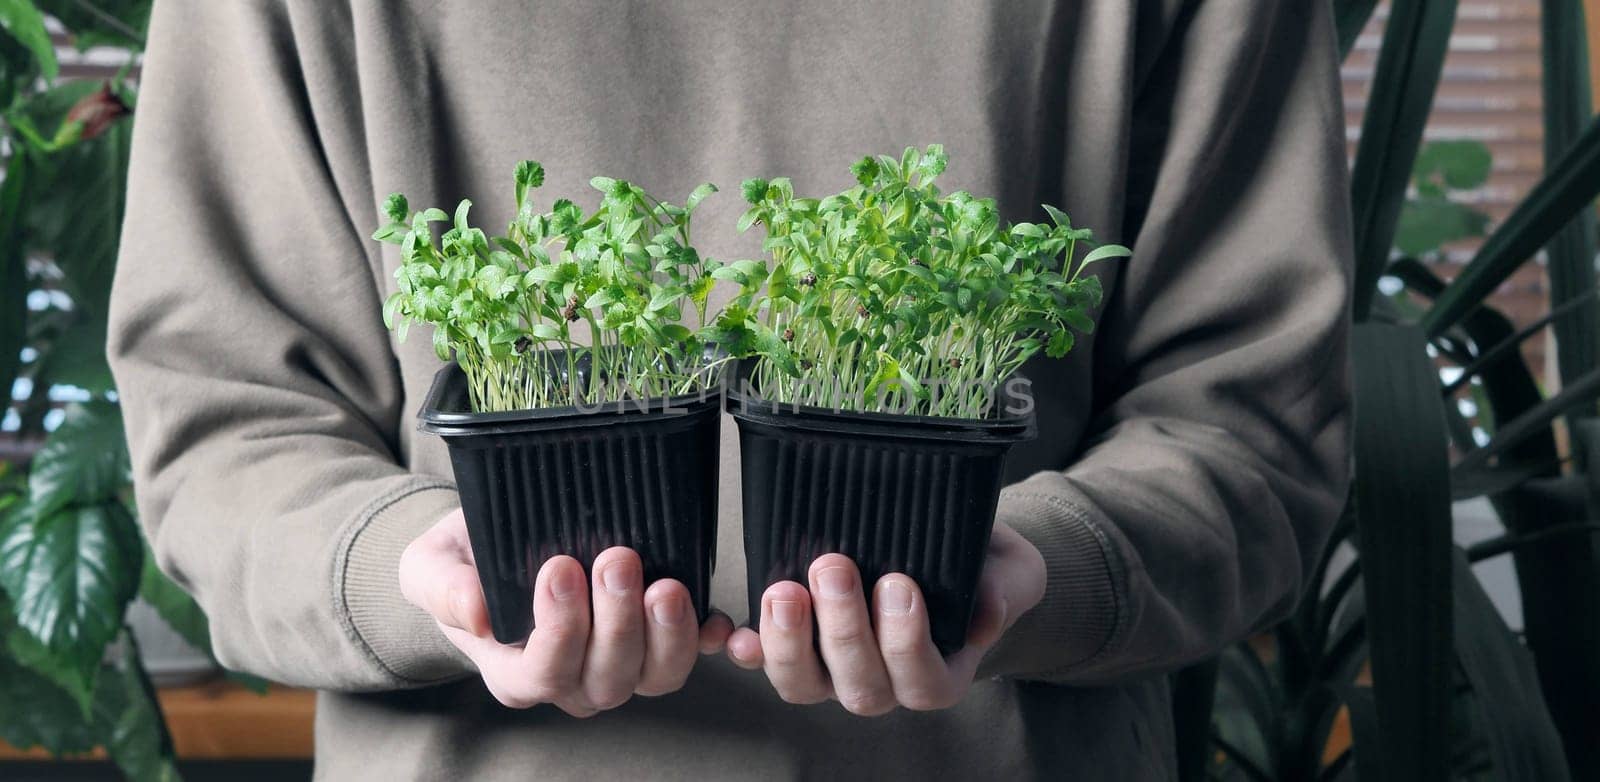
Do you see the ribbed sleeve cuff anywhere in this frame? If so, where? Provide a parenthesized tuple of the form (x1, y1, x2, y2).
(979, 475, 1130, 680)
(336, 479, 473, 685)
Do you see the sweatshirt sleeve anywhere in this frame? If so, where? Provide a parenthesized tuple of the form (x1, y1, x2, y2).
(980, 0, 1353, 682)
(108, 1, 469, 690)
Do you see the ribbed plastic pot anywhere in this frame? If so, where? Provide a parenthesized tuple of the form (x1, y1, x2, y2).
(418, 357, 721, 645)
(727, 370, 1035, 655)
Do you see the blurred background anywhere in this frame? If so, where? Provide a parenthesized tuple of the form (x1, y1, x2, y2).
(4, 1, 1600, 780)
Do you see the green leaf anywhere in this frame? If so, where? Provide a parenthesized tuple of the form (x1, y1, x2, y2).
(0, 502, 142, 709)
(740, 178, 770, 204)
(0, 0, 57, 80)
(371, 221, 407, 244)
(685, 182, 718, 212)
(1539, 0, 1600, 433)
(1350, 323, 1454, 781)
(1451, 548, 1570, 781)
(0, 640, 100, 754)
(1041, 204, 1072, 229)
(382, 192, 409, 223)
(1423, 114, 1600, 336)
(1079, 243, 1130, 267)
(7, 618, 97, 713)
(1349, 0, 1459, 321)
(1045, 329, 1074, 359)
(1414, 140, 1492, 190)
(1394, 196, 1488, 256)
(28, 401, 130, 519)
(96, 637, 181, 782)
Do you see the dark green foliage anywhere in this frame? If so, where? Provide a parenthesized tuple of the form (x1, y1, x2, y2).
(1194, 2, 1600, 779)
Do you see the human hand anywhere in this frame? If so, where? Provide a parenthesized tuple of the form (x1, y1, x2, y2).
(399, 508, 734, 715)
(724, 522, 1045, 715)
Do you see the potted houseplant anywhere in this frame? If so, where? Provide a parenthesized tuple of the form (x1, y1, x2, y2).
(373, 162, 737, 644)
(725, 146, 1128, 653)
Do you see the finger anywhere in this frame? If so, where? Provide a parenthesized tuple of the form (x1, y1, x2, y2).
(872, 574, 958, 711)
(699, 610, 735, 655)
(440, 622, 545, 708)
(398, 511, 491, 637)
(809, 555, 895, 716)
(725, 627, 765, 670)
(578, 548, 646, 709)
(758, 581, 831, 704)
(965, 571, 1012, 652)
(937, 581, 1012, 696)
(636, 579, 700, 696)
(518, 555, 591, 706)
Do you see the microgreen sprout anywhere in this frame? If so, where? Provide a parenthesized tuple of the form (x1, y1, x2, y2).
(731, 145, 1129, 418)
(373, 162, 732, 412)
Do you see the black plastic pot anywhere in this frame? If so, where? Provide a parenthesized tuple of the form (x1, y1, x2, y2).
(728, 369, 1036, 655)
(418, 355, 721, 645)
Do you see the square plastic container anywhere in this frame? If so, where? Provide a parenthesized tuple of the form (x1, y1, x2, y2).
(418, 357, 721, 644)
(727, 369, 1035, 655)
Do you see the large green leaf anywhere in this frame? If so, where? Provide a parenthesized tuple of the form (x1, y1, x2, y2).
(1423, 114, 1600, 337)
(27, 400, 130, 519)
(0, 501, 142, 700)
(1451, 548, 1570, 781)
(1394, 196, 1488, 257)
(1351, 323, 1454, 781)
(6, 613, 97, 712)
(0, 593, 98, 754)
(1349, 0, 1459, 321)
(0, 0, 56, 80)
(0, 643, 100, 754)
(1539, 0, 1600, 426)
(95, 636, 180, 782)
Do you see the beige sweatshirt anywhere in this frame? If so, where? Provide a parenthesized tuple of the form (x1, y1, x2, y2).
(108, 1, 1352, 779)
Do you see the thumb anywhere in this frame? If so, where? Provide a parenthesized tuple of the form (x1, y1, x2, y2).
(399, 512, 492, 637)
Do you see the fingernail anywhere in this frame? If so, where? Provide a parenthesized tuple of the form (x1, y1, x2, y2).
(652, 594, 685, 626)
(771, 600, 803, 630)
(879, 581, 912, 615)
(551, 565, 582, 599)
(817, 566, 853, 599)
(602, 561, 634, 595)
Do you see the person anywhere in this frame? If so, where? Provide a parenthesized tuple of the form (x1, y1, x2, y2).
(108, 1, 1351, 779)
